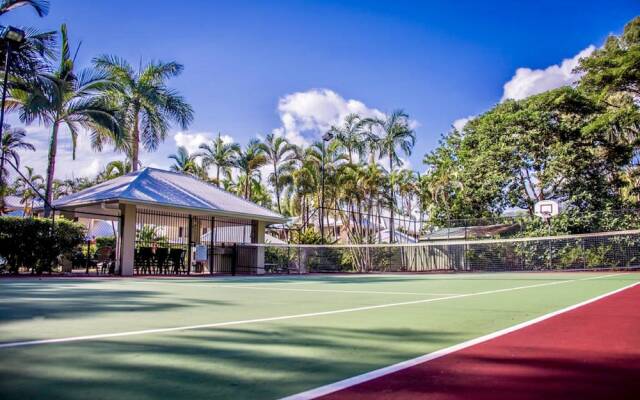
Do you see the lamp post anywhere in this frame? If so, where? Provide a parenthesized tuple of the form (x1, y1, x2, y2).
(320, 131, 334, 243)
(0, 26, 25, 208)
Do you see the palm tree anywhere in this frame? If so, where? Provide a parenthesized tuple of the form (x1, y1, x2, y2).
(358, 161, 386, 242)
(258, 133, 296, 214)
(290, 162, 317, 228)
(97, 159, 132, 182)
(196, 133, 240, 186)
(329, 113, 366, 164)
(15, 165, 43, 215)
(94, 55, 194, 171)
(0, 124, 34, 182)
(7, 25, 122, 215)
(0, 124, 34, 212)
(168, 146, 199, 174)
(366, 110, 415, 242)
(1, 1, 55, 85)
(53, 176, 92, 198)
(235, 139, 267, 200)
(0, 0, 49, 16)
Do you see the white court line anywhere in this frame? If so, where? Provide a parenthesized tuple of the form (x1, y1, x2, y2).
(280, 279, 640, 400)
(0, 273, 625, 349)
(133, 281, 462, 297)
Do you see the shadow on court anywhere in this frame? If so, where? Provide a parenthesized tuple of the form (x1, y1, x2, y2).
(0, 282, 232, 323)
(0, 325, 457, 400)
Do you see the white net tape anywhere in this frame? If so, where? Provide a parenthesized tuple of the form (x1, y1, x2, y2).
(245, 230, 640, 273)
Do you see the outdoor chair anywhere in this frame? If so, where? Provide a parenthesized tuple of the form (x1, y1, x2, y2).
(155, 247, 169, 274)
(138, 247, 154, 274)
(71, 250, 86, 270)
(169, 248, 185, 274)
(95, 247, 114, 275)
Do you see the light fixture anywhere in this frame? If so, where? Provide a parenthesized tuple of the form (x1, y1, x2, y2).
(1, 26, 26, 45)
(322, 132, 334, 142)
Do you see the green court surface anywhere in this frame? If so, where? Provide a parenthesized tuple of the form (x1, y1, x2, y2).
(1, 272, 638, 399)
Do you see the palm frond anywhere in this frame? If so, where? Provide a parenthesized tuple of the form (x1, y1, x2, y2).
(0, 0, 49, 17)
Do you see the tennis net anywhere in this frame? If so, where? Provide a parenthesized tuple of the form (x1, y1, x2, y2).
(244, 229, 640, 274)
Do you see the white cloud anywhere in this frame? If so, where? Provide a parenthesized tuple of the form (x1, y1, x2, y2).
(220, 134, 234, 144)
(173, 131, 213, 154)
(274, 89, 387, 146)
(9, 117, 122, 181)
(7, 88, 401, 185)
(501, 46, 595, 101)
(452, 115, 475, 132)
(6, 112, 218, 181)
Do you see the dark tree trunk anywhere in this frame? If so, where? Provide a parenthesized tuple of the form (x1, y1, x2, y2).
(44, 122, 60, 217)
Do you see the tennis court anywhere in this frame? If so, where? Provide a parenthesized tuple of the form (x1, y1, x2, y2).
(1, 271, 638, 399)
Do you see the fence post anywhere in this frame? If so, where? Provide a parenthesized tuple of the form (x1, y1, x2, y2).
(85, 239, 91, 274)
(232, 243, 237, 276)
(209, 216, 215, 275)
(187, 215, 192, 275)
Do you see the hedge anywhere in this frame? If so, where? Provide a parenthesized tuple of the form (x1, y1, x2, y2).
(0, 217, 86, 274)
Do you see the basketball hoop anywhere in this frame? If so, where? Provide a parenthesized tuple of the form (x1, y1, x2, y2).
(534, 200, 559, 222)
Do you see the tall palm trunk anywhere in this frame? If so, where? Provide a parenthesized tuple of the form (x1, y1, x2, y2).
(216, 166, 220, 187)
(244, 172, 250, 199)
(44, 122, 60, 216)
(273, 160, 282, 214)
(389, 153, 395, 243)
(131, 107, 140, 171)
(333, 198, 339, 239)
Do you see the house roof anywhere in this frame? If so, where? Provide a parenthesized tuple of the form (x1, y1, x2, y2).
(52, 167, 286, 223)
(421, 224, 520, 241)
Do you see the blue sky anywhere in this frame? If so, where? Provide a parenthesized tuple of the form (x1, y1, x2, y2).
(3, 0, 639, 178)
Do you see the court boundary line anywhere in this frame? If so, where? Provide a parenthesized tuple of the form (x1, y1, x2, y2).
(133, 281, 463, 297)
(0, 273, 624, 349)
(280, 279, 640, 400)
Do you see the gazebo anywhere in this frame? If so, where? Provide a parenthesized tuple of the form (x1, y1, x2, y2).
(51, 167, 286, 276)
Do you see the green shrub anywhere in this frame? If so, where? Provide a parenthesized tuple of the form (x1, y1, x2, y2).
(0, 217, 86, 274)
(291, 227, 323, 244)
(96, 236, 116, 249)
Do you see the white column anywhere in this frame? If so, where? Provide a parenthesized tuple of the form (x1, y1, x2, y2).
(254, 220, 266, 274)
(119, 204, 136, 276)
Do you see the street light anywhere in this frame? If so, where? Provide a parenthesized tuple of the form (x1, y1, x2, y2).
(0, 26, 25, 155)
(0, 26, 25, 206)
(2, 26, 26, 44)
(320, 131, 334, 243)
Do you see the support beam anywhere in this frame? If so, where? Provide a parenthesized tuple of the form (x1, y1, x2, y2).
(254, 220, 266, 275)
(119, 204, 136, 276)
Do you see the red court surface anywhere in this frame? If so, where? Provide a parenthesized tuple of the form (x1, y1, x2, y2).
(321, 284, 640, 400)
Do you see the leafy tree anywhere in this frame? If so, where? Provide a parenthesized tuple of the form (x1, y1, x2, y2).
(577, 17, 640, 99)
(576, 16, 640, 203)
(7, 25, 122, 215)
(423, 87, 632, 226)
(94, 55, 193, 170)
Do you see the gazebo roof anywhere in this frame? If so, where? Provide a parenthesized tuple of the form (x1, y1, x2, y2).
(52, 167, 286, 223)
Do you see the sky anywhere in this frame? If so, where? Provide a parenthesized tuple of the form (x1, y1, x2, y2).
(2, 0, 639, 179)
